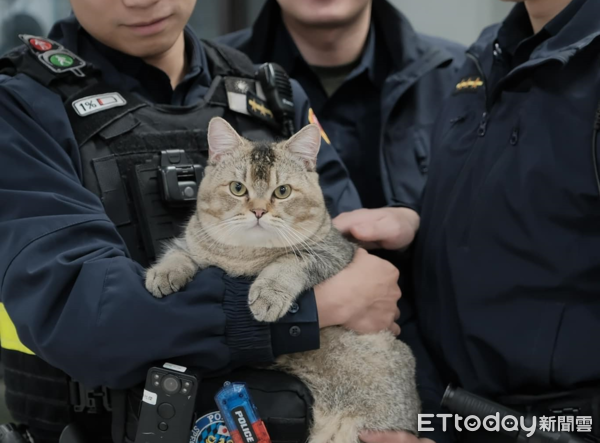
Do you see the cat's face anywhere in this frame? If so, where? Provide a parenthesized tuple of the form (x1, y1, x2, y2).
(196, 118, 329, 249)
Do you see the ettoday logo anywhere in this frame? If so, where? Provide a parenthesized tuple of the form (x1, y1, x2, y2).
(418, 414, 593, 437)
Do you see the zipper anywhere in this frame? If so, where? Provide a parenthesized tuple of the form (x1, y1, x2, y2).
(466, 51, 490, 138)
(478, 112, 488, 137)
(456, 52, 497, 245)
(466, 51, 489, 113)
(380, 49, 454, 206)
(441, 52, 490, 227)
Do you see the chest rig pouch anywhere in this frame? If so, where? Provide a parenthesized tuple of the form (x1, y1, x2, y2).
(0, 36, 313, 443)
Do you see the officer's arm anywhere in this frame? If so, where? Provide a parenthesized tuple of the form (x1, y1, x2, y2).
(0, 77, 274, 389)
(268, 81, 363, 357)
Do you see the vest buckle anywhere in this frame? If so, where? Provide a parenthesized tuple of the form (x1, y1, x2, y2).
(69, 381, 112, 414)
(158, 150, 203, 205)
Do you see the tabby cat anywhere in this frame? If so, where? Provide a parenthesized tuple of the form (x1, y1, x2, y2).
(145, 117, 420, 443)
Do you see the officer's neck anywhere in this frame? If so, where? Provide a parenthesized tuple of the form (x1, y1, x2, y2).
(142, 32, 189, 89)
(281, 4, 371, 67)
(524, 0, 572, 33)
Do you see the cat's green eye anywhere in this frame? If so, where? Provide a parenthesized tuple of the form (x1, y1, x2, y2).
(273, 185, 292, 199)
(229, 181, 247, 196)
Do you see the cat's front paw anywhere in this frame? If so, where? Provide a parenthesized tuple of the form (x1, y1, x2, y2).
(249, 281, 294, 322)
(145, 265, 194, 298)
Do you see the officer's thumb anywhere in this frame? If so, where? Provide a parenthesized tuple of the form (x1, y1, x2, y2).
(351, 222, 380, 242)
(352, 220, 403, 250)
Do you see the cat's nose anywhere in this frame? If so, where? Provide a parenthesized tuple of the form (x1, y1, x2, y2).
(252, 209, 266, 219)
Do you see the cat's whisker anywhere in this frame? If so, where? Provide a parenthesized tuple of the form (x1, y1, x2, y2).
(292, 225, 347, 259)
(287, 225, 345, 269)
(204, 222, 242, 252)
(293, 224, 335, 247)
(272, 229, 294, 264)
(273, 226, 302, 267)
(193, 219, 244, 250)
(191, 219, 233, 239)
(191, 226, 232, 247)
(280, 225, 330, 270)
(271, 226, 291, 257)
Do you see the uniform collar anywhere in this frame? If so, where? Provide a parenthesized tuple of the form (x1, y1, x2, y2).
(48, 15, 211, 103)
(545, 0, 588, 36)
(497, 0, 588, 57)
(245, 0, 455, 77)
(272, 20, 385, 88)
(471, 0, 599, 64)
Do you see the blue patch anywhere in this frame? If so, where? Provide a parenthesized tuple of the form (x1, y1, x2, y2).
(190, 411, 231, 443)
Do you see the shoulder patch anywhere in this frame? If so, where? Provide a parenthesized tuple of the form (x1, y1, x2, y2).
(246, 92, 275, 123)
(454, 76, 484, 94)
(190, 411, 231, 443)
(308, 108, 331, 145)
(19, 34, 87, 78)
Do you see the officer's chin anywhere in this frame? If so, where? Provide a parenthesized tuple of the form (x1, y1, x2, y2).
(110, 31, 181, 60)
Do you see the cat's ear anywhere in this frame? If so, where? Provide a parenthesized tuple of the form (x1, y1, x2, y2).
(207, 117, 243, 163)
(285, 124, 321, 171)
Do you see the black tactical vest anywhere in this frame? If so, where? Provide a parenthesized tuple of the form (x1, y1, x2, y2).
(0, 36, 312, 443)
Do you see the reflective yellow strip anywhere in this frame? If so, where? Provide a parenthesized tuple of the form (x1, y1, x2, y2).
(0, 303, 35, 355)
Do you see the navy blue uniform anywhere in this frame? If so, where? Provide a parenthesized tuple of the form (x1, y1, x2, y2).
(218, 0, 465, 213)
(219, 2, 465, 442)
(234, 17, 392, 209)
(0, 16, 361, 389)
(415, 0, 600, 403)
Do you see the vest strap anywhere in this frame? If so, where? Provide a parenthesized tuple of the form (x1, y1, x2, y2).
(91, 155, 132, 227)
(201, 39, 256, 78)
(64, 84, 147, 146)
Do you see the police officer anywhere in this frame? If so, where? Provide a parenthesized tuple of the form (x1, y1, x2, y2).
(0, 0, 405, 441)
(219, 2, 463, 442)
(411, 0, 600, 441)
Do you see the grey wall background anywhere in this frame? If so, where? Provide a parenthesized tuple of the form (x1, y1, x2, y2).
(391, 0, 513, 46)
(1, 0, 517, 54)
(237, 0, 515, 47)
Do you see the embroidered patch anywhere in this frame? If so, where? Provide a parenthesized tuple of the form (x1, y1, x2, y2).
(190, 411, 231, 443)
(454, 76, 484, 94)
(246, 92, 275, 124)
(72, 93, 127, 117)
(225, 77, 257, 115)
(19, 34, 87, 77)
(28, 37, 53, 52)
(308, 108, 331, 145)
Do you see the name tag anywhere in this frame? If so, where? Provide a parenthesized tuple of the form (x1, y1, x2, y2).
(72, 93, 127, 117)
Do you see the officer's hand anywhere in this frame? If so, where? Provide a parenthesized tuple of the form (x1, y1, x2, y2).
(334, 207, 420, 251)
(360, 430, 435, 443)
(314, 248, 401, 335)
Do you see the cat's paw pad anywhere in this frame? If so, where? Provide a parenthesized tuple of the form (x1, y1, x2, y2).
(248, 283, 292, 322)
(145, 266, 193, 298)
